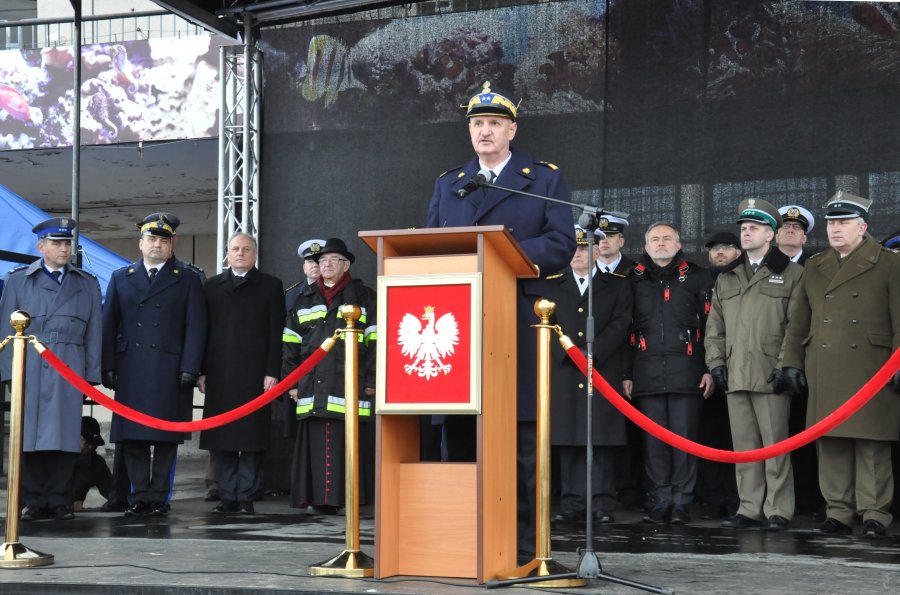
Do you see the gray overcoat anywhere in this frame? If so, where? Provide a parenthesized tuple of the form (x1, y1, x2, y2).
(0, 260, 102, 452)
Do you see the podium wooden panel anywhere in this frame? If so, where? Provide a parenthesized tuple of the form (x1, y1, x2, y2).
(360, 226, 536, 582)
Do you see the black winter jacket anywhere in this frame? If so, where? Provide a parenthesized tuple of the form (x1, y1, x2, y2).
(627, 251, 713, 397)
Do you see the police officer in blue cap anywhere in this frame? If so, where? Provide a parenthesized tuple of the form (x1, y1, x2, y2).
(426, 81, 576, 557)
(101, 212, 207, 517)
(0, 217, 102, 521)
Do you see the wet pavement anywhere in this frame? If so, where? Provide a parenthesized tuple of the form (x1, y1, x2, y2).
(0, 456, 898, 594)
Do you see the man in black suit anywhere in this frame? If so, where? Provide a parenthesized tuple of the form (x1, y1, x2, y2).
(199, 233, 284, 514)
(547, 226, 633, 524)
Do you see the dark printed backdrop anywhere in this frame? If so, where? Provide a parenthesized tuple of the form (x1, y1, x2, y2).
(259, 0, 900, 286)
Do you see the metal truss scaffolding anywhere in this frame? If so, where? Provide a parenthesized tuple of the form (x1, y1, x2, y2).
(217, 25, 261, 273)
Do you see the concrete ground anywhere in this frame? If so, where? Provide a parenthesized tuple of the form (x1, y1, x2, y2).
(0, 455, 897, 594)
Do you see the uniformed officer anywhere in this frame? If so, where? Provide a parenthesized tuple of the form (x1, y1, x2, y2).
(548, 225, 632, 524)
(775, 204, 824, 517)
(593, 214, 642, 511)
(782, 192, 900, 538)
(0, 217, 102, 521)
(284, 238, 325, 313)
(595, 215, 634, 275)
(426, 81, 576, 557)
(706, 198, 803, 531)
(776, 205, 817, 265)
(101, 212, 207, 517)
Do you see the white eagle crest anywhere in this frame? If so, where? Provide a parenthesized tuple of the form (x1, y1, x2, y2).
(398, 305, 459, 379)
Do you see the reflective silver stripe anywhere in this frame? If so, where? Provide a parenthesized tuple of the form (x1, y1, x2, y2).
(282, 327, 302, 343)
(297, 305, 328, 324)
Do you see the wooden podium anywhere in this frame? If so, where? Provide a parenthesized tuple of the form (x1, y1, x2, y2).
(360, 226, 537, 583)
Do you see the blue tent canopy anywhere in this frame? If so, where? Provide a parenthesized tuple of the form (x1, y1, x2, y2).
(0, 183, 129, 300)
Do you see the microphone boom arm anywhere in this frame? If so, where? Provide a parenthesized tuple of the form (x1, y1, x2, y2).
(476, 180, 628, 228)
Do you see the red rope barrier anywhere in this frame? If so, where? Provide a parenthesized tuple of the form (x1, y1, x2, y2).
(38, 342, 332, 432)
(563, 341, 900, 464)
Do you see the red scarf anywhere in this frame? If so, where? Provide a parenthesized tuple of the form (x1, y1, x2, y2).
(317, 271, 352, 306)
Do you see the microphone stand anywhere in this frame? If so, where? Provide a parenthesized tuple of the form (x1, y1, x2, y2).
(477, 179, 670, 594)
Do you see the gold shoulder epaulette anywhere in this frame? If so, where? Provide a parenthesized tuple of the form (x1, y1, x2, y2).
(546, 272, 564, 280)
(439, 167, 463, 178)
(284, 281, 302, 293)
(609, 271, 627, 278)
(538, 161, 559, 170)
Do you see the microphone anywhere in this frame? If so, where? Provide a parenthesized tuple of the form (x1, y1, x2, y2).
(456, 168, 493, 198)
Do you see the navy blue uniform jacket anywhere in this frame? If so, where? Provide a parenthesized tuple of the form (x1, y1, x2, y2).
(426, 147, 576, 420)
(102, 258, 207, 443)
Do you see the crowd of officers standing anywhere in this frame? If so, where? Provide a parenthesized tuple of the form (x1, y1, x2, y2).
(0, 81, 896, 545)
(0, 197, 898, 544)
(545, 193, 899, 540)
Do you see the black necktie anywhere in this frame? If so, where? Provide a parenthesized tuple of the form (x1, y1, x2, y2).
(751, 263, 759, 275)
(50, 270, 61, 284)
(578, 277, 586, 288)
(233, 273, 246, 288)
(148, 268, 158, 283)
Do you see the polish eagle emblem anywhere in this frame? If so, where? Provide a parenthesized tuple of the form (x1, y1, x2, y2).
(397, 306, 459, 379)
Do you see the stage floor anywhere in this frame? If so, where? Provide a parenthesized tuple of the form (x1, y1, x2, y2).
(1, 457, 897, 594)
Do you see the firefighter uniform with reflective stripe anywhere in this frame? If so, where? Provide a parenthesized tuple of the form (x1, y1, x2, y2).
(282, 277, 377, 509)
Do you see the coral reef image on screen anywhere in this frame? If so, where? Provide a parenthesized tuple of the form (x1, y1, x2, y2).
(261, 0, 900, 132)
(0, 36, 221, 149)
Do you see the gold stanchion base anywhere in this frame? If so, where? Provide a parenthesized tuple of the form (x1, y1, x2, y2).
(309, 549, 374, 577)
(505, 557, 587, 588)
(0, 541, 54, 569)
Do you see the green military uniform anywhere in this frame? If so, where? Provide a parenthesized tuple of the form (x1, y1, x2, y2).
(705, 198, 804, 525)
(783, 192, 900, 531)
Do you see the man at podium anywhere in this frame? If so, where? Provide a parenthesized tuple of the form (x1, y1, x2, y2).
(426, 82, 576, 558)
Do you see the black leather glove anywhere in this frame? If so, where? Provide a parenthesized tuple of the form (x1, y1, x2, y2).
(711, 366, 729, 393)
(178, 372, 198, 389)
(783, 367, 808, 399)
(767, 368, 788, 394)
(890, 370, 900, 394)
(101, 371, 117, 390)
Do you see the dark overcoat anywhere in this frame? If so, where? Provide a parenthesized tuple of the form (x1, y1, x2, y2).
(0, 261, 102, 452)
(426, 147, 576, 420)
(199, 268, 284, 452)
(611, 254, 637, 276)
(547, 269, 633, 446)
(102, 258, 207, 444)
(782, 237, 900, 440)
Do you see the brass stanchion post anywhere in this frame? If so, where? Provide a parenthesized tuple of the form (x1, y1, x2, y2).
(505, 299, 585, 587)
(1, 311, 54, 569)
(309, 304, 374, 577)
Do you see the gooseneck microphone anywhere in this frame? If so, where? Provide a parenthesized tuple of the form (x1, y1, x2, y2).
(456, 169, 494, 198)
